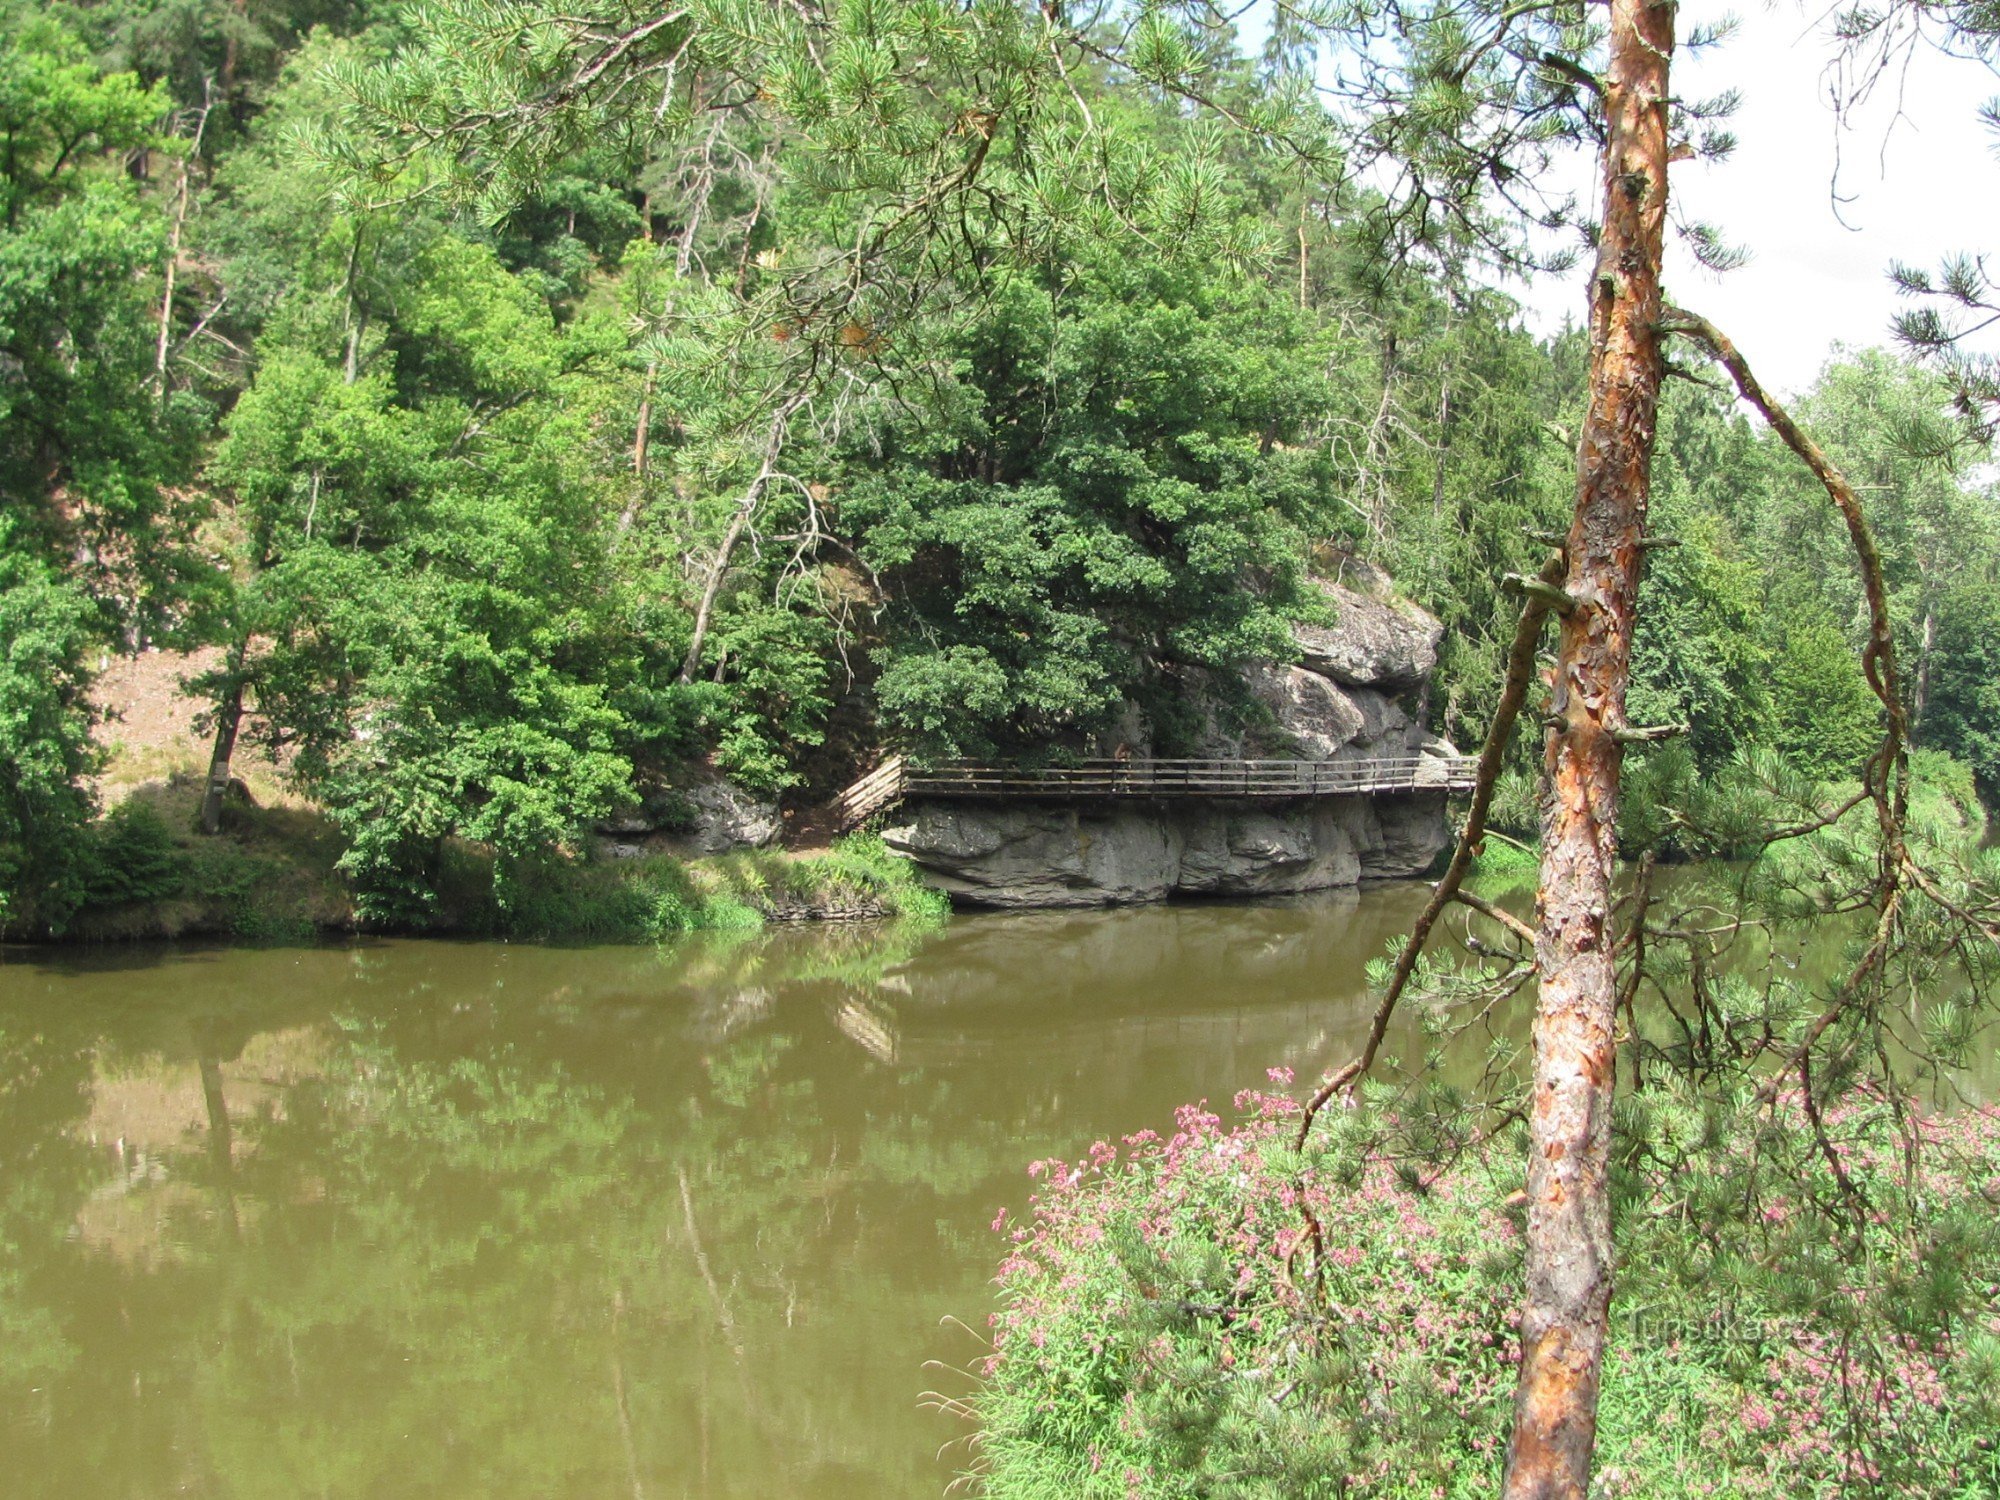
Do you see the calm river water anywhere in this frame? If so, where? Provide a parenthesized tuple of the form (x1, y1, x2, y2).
(1, 888, 1458, 1499)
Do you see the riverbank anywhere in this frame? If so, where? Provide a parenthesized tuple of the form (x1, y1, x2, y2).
(24, 769, 1555, 946)
(27, 776, 946, 945)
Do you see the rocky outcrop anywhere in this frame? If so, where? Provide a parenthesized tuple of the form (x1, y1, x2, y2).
(885, 796, 1450, 908)
(680, 775, 783, 853)
(594, 766, 781, 857)
(1293, 577, 1443, 691)
(884, 572, 1459, 908)
(1242, 664, 1366, 759)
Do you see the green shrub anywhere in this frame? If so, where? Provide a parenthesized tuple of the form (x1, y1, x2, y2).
(1467, 834, 1538, 895)
(436, 838, 948, 939)
(696, 892, 766, 932)
(79, 801, 184, 908)
(486, 851, 786, 941)
(0, 531, 101, 935)
(809, 833, 951, 921)
(484, 853, 689, 941)
(176, 836, 316, 942)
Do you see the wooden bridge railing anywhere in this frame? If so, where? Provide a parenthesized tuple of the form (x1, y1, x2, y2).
(833, 754, 1475, 831)
(833, 754, 908, 829)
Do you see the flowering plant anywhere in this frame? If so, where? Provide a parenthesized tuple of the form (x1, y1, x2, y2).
(976, 1085, 2000, 1499)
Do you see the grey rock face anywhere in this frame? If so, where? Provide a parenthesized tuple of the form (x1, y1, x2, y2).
(1336, 687, 1418, 756)
(1355, 792, 1453, 878)
(884, 795, 1441, 909)
(682, 775, 782, 853)
(1245, 671, 1429, 766)
(1174, 805, 1365, 895)
(1244, 664, 1366, 758)
(1292, 579, 1443, 691)
(594, 769, 781, 855)
(881, 805, 1179, 907)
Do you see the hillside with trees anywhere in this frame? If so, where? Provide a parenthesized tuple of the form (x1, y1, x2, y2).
(5, 0, 1996, 934)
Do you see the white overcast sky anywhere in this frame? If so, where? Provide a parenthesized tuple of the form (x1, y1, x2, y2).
(1241, 2, 2000, 396)
(1499, 3, 2000, 394)
(1538, 3, 2000, 394)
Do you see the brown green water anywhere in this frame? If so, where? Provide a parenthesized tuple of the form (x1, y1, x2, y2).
(1, 888, 1449, 1500)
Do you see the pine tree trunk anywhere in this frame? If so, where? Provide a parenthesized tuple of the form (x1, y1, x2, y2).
(1502, 0, 1672, 1493)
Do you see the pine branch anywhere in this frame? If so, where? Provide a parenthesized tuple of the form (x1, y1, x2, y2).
(1660, 306, 1917, 1106)
(1296, 548, 1565, 1149)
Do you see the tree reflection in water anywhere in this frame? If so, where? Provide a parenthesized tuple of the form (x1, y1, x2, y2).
(0, 888, 1462, 1499)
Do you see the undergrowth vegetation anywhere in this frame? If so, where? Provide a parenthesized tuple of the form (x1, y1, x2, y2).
(976, 1087, 2000, 1499)
(484, 832, 948, 941)
(31, 778, 942, 943)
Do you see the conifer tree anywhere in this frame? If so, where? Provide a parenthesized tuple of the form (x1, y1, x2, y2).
(1283, 4, 1993, 1495)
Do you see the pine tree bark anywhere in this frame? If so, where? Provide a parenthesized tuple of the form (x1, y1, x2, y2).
(1502, 0, 1672, 1493)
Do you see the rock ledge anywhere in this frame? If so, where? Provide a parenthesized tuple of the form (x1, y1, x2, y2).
(884, 572, 1458, 908)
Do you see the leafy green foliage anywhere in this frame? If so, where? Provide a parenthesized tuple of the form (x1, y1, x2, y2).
(0, 530, 100, 933)
(702, 602, 834, 790)
(0, 19, 217, 932)
(1927, 580, 2000, 789)
(1627, 402, 1774, 768)
(210, 232, 649, 919)
(1767, 606, 1886, 782)
(847, 257, 1317, 757)
(0, 20, 208, 637)
(77, 799, 183, 907)
(0, 17, 163, 224)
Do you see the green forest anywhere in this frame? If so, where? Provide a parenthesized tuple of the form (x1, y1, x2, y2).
(5, 0, 1997, 938)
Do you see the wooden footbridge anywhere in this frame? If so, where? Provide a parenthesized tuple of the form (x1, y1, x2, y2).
(833, 754, 1478, 830)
